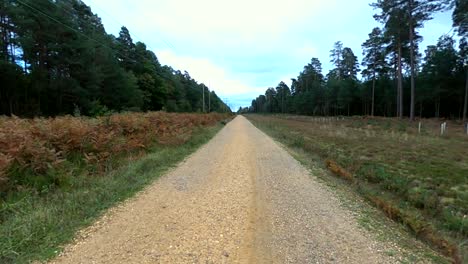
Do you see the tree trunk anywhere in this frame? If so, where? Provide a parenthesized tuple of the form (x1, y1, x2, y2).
(398, 43, 404, 119)
(409, 0, 416, 121)
(463, 68, 468, 122)
(372, 72, 376, 117)
(395, 60, 399, 117)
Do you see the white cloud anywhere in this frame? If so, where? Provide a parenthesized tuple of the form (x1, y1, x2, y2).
(295, 45, 318, 58)
(127, 0, 336, 38)
(157, 50, 266, 97)
(86, 0, 454, 109)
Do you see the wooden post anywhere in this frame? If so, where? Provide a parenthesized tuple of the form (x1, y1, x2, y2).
(418, 122, 421, 134)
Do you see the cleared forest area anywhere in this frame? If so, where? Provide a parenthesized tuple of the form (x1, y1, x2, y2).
(246, 114, 467, 263)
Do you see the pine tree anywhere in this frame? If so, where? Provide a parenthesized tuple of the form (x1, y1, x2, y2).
(452, 0, 467, 38)
(116, 26, 137, 71)
(372, 0, 449, 120)
(373, 2, 409, 118)
(362, 27, 388, 116)
(420, 36, 458, 117)
(330, 41, 343, 80)
(459, 39, 468, 121)
(275, 81, 291, 113)
(451, 0, 467, 121)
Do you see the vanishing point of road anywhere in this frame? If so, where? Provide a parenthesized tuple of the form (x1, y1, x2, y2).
(51, 116, 405, 263)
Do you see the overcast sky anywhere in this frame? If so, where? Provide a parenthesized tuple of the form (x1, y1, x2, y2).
(83, 0, 454, 110)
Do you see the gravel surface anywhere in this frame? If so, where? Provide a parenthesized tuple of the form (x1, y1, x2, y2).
(51, 116, 402, 263)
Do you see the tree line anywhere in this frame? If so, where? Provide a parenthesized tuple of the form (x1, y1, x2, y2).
(0, 0, 230, 117)
(242, 0, 467, 121)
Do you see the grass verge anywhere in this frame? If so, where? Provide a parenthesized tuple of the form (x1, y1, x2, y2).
(245, 114, 466, 263)
(0, 123, 224, 263)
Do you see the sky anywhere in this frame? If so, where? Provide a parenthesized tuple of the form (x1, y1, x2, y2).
(83, 0, 455, 111)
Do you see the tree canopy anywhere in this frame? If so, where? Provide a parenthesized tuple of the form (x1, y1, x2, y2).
(0, 0, 230, 116)
(245, 1, 467, 121)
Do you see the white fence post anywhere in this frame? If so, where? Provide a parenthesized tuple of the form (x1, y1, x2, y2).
(440, 122, 447, 136)
(418, 122, 421, 134)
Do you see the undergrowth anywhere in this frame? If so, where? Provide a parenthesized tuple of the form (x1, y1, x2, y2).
(0, 113, 228, 263)
(0, 112, 228, 194)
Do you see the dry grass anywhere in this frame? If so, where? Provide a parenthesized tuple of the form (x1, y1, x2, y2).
(0, 120, 226, 264)
(0, 112, 229, 193)
(246, 114, 468, 263)
(325, 159, 354, 182)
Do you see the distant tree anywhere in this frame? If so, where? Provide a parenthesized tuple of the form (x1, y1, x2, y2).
(341, 47, 360, 80)
(275, 81, 291, 113)
(450, 0, 468, 121)
(362, 27, 388, 116)
(420, 35, 458, 117)
(250, 99, 258, 112)
(328, 44, 359, 115)
(0, 0, 228, 116)
(373, 4, 409, 118)
(330, 41, 344, 80)
(372, 0, 449, 120)
(264, 87, 278, 113)
(133, 42, 166, 110)
(459, 39, 468, 121)
(116, 26, 137, 71)
(248, 3, 463, 120)
(256, 95, 267, 112)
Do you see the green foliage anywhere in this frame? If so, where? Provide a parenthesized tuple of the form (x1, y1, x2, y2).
(452, 0, 467, 38)
(247, 1, 465, 119)
(0, 0, 230, 117)
(88, 100, 110, 117)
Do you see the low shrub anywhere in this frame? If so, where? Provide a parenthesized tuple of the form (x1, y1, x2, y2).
(325, 159, 354, 182)
(0, 112, 229, 193)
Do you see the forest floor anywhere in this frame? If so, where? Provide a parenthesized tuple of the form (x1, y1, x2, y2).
(49, 116, 447, 264)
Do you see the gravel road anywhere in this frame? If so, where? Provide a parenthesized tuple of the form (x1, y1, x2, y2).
(51, 116, 401, 263)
